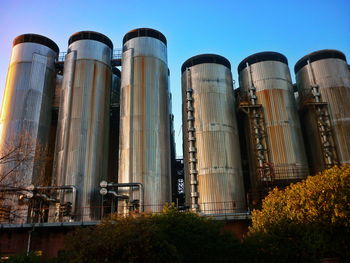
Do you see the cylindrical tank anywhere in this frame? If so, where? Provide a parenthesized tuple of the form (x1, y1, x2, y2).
(295, 50, 350, 174)
(238, 52, 309, 192)
(181, 54, 246, 215)
(0, 34, 59, 223)
(53, 31, 112, 221)
(118, 28, 171, 213)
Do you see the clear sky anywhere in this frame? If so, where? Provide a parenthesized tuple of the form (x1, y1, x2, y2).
(0, 0, 349, 156)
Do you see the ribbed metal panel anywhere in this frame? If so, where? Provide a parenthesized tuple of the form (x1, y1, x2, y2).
(0, 40, 57, 223)
(239, 60, 309, 183)
(118, 34, 171, 212)
(53, 37, 112, 221)
(182, 62, 246, 215)
(296, 57, 350, 173)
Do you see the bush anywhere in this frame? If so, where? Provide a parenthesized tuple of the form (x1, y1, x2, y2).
(245, 165, 350, 263)
(64, 206, 243, 263)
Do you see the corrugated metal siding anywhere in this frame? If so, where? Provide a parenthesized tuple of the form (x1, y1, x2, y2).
(118, 37, 171, 212)
(297, 58, 350, 170)
(53, 42, 111, 221)
(240, 61, 309, 183)
(182, 63, 246, 214)
(0, 43, 57, 223)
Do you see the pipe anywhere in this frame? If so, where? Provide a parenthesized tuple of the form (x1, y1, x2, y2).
(35, 193, 58, 202)
(0, 185, 77, 212)
(27, 226, 34, 255)
(0, 186, 28, 192)
(34, 185, 77, 214)
(108, 191, 129, 200)
(107, 182, 144, 212)
(246, 62, 256, 105)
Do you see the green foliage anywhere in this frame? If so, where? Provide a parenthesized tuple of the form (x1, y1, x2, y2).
(65, 216, 176, 263)
(64, 206, 243, 263)
(245, 165, 350, 263)
(151, 205, 242, 263)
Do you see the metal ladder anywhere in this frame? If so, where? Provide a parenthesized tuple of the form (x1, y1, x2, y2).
(239, 63, 274, 186)
(186, 68, 199, 212)
(305, 61, 338, 167)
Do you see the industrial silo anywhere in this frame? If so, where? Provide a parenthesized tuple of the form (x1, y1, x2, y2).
(0, 34, 59, 223)
(118, 28, 171, 213)
(53, 31, 112, 221)
(238, 52, 309, 197)
(181, 54, 246, 215)
(295, 50, 350, 174)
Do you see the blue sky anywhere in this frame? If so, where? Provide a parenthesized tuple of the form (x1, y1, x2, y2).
(0, 0, 349, 156)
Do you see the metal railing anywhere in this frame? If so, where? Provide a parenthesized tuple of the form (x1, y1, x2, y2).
(57, 52, 66, 62)
(57, 49, 122, 63)
(0, 201, 250, 225)
(270, 166, 309, 180)
(112, 49, 122, 60)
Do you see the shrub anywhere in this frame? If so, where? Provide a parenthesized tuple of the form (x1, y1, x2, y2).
(245, 165, 350, 263)
(64, 206, 243, 263)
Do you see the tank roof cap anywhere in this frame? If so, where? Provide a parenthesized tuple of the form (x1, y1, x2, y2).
(181, 54, 231, 73)
(123, 28, 167, 46)
(13, 33, 59, 54)
(294, 49, 346, 74)
(238, 51, 288, 73)
(68, 31, 113, 49)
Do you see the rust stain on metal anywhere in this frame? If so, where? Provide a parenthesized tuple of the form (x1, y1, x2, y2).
(296, 57, 350, 173)
(239, 60, 309, 192)
(182, 62, 246, 214)
(141, 56, 145, 184)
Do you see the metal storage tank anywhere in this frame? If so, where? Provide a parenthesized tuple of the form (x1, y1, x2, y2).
(0, 34, 59, 223)
(238, 52, 309, 195)
(118, 28, 171, 213)
(295, 49, 350, 174)
(181, 54, 246, 215)
(53, 31, 112, 221)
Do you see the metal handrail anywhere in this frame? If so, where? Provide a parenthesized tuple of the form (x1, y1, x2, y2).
(0, 201, 250, 225)
(57, 49, 122, 63)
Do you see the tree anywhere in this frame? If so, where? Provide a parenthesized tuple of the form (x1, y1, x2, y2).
(64, 206, 243, 263)
(245, 165, 350, 263)
(0, 132, 50, 223)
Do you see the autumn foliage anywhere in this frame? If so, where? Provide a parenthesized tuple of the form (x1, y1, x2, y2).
(7, 166, 349, 262)
(246, 165, 350, 262)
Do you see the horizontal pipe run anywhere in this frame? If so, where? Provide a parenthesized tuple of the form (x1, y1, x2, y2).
(34, 186, 77, 214)
(106, 182, 144, 212)
(107, 191, 129, 200)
